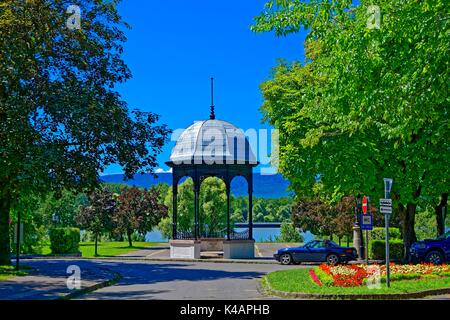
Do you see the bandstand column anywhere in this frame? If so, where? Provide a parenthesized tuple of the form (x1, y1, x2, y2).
(226, 181, 231, 240)
(194, 177, 200, 240)
(172, 179, 178, 240)
(248, 174, 253, 240)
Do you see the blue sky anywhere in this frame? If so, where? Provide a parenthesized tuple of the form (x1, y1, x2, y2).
(104, 0, 307, 175)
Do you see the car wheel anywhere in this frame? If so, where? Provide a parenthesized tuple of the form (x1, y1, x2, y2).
(425, 250, 444, 265)
(326, 254, 340, 266)
(280, 253, 293, 265)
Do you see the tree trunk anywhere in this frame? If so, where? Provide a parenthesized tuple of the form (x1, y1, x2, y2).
(0, 192, 11, 265)
(400, 203, 418, 262)
(127, 229, 133, 247)
(346, 235, 350, 247)
(435, 193, 448, 237)
(94, 233, 98, 257)
(338, 237, 342, 246)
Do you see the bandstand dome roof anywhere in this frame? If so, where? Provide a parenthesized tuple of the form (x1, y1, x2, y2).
(168, 119, 257, 166)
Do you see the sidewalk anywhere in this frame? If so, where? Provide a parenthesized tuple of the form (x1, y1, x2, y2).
(0, 260, 117, 300)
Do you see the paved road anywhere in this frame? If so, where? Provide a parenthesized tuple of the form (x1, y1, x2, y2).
(0, 260, 114, 300)
(14, 259, 300, 300)
(117, 243, 296, 260)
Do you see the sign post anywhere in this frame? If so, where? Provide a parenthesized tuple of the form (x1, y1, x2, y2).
(362, 196, 369, 265)
(382, 178, 393, 288)
(361, 196, 372, 265)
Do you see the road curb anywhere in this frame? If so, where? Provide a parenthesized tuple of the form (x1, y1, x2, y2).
(22, 256, 280, 265)
(262, 276, 450, 300)
(59, 268, 122, 300)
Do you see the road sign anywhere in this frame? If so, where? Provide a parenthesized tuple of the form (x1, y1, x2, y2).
(380, 199, 392, 206)
(361, 214, 373, 230)
(13, 223, 23, 244)
(380, 206, 392, 214)
(362, 196, 368, 213)
(362, 196, 368, 214)
(380, 198, 393, 215)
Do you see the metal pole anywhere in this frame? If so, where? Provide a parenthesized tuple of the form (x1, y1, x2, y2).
(15, 211, 20, 271)
(385, 188, 390, 288)
(365, 230, 369, 265)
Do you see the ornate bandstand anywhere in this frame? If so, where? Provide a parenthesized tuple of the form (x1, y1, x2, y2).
(165, 79, 258, 259)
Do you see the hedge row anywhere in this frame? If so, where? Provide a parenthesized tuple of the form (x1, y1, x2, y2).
(370, 240, 404, 260)
(369, 227, 401, 241)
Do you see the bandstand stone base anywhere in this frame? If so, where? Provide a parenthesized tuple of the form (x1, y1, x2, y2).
(223, 240, 255, 259)
(170, 239, 255, 260)
(170, 240, 201, 259)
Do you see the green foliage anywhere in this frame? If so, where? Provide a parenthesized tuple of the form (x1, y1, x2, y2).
(199, 178, 228, 236)
(8, 195, 47, 254)
(370, 240, 404, 261)
(49, 228, 80, 254)
(252, 0, 449, 259)
(315, 268, 336, 287)
(415, 206, 437, 240)
(0, 0, 170, 265)
(277, 221, 303, 243)
(37, 190, 88, 227)
(370, 228, 401, 241)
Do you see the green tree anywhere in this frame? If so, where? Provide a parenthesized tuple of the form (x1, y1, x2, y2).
(200, 178, 227, 236)
(159, 179, 195, 238)
(252, 0, 449, 260)
(0, 0, 170, 264)
(8, 193, 47, 254)
(37, 190, 88, 227)
(277, 221, 303, 243)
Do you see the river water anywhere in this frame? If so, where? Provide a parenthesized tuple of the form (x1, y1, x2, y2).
(145, 228, 314, 243)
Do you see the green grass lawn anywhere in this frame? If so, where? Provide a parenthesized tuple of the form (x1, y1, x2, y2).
(42, 241, 168, 258)
(265, 268, 450, 295)
(0, 265, 29, 282)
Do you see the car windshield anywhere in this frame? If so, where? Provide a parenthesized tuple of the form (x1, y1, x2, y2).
(324, 240, 339, 247)
(303, 241, 318, 248)
(437, 231, 450, 240)
(304, 240, 339, 248)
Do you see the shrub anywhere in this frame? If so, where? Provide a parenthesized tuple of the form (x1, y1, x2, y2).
(370, 227, 401, 241)
(49, 228, 80, 254)
(9, 223, 47, 255)
(370, 240, 404, 260)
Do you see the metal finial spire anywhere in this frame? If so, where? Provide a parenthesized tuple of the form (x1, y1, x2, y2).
(210, 77, 215, 120)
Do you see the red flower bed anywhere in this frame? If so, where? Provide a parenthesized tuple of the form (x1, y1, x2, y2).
(319, 264, 367, 287)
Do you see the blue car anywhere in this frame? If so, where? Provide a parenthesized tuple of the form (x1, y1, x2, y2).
(274, 240, 358, 265)
(410, 231, 450, 264)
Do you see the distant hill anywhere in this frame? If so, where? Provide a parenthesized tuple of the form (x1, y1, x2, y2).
(100, 172, 292, 199)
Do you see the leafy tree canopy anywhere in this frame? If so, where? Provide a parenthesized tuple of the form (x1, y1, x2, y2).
(0, 0, 170, 264)
(252, 0, 449, 258)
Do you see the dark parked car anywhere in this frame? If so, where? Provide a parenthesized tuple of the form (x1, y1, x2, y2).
(274, 240, 358, 265)
(410, 231, 450, 264)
